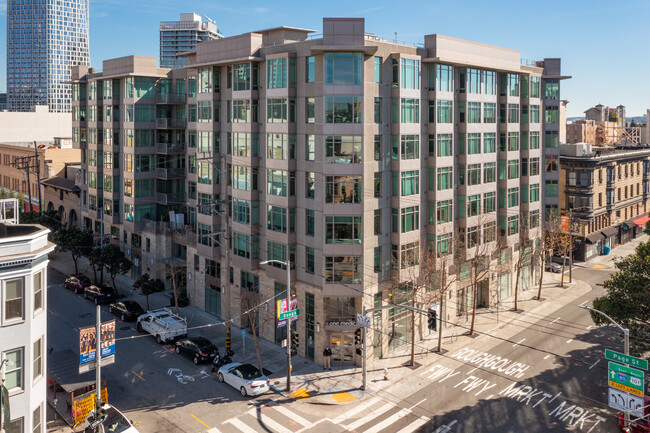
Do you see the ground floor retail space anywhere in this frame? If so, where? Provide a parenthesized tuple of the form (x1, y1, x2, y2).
(575, 212, 649, 261)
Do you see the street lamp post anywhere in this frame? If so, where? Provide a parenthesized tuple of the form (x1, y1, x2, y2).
(580, 304, 630, 430)
(260, 259, 291, 393)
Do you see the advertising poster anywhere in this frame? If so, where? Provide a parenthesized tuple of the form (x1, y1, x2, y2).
(100, 320, 116, 358)
(79, 325, 96, 365)
(276, 296, 298, 328)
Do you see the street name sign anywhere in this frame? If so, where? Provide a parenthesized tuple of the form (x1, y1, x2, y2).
(279, 309, 300, 320)
(608, 362, 644, 397)
(606, 349, 648, 370)
(608, 388, 644, 418)
(356, 313, 371, 328)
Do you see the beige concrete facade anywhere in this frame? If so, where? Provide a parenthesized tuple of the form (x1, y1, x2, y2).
(71, 18, 566, 366)
(559, 143, 650, 261)
(0, 105, 72, 143)
(41, 164, 81, 226)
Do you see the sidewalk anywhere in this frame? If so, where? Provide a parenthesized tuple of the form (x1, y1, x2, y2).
(573, 233, 648, 269)
(47, 250, 598, 409)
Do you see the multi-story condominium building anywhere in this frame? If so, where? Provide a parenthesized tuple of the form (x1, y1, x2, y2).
(0, 93, 7, 111)
(0, 199, 55, 432)
(71, 18, 566, 367)
(160, 13, 223, 69)
(559, 142, 650, 261)
(6, 0, 89, 113)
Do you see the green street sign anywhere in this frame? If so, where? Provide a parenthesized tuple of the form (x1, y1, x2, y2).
(279, 309, 300, 320)
(606, 349, 649, 370)
(608, 362, 644, 394)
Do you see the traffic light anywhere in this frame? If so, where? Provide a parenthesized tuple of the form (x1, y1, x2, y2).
(427, 309, 437, 331)
(292, 331, 299, 349)
(356, 347, 363, 356)
(354, 328, 362, 345)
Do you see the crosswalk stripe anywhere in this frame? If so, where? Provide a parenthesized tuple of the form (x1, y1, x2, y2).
(246, 408, 292, 433)
(207, 428, 222, 433)
(331, 397, 380, 424)
(271, 405, 311, 427)
(345, 403, 394, 430)
(394, 417, 430, 433)
(224, 418, 258, 433)
(363, 408, 411, 433)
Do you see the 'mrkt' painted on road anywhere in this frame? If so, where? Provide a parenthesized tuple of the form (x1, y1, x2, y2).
(450, 347, 531, 379)
(499, 382, 606, 432)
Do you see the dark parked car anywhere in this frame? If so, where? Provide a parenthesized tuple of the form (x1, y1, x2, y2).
(64, 274, 91, 294)
(84, 284, 117, 305)
(174, 336, 218, 364)
(109, 300, 145, 321)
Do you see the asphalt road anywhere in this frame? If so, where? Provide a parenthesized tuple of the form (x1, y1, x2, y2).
(47, 263, 628, 433)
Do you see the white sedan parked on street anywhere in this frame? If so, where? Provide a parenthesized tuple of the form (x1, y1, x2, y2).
(217, 362, 270, 396)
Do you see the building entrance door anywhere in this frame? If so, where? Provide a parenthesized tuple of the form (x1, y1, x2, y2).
(330, 333, 354, 364)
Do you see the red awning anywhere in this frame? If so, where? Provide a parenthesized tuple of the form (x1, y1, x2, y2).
(633, 214, 650, 227)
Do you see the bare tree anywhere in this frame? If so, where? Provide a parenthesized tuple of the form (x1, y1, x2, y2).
(512, 229, 536, 312)
(535, 220, 560, 300)
(430, 243, 460, 353)
(242, 290, 264, 372)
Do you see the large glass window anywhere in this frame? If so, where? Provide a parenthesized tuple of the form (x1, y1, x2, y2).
(3, 278, 23, 323)
(436, 134, 452, 157)
(400, 59, 420, 89)
(267, 134, 295, 160)
(400, 207, 419, 233)
(507, 74, 520, 97)
(436, 100, 453, 123)
(433, 64, 452, 92)
(545, 80, 559, 100)
(530, 76, 541, 98)
(267, 242, 295, 269)
(33, 271, 43, 313)
(400, 171, 419, 196)
(400, 135, 419, 160)
(467, 69, 481, 94)
(198, 67, 212, 93)
(325, 256, 361, 283)
(508, 187, 520, 207)
(233, 166, 255, 191)
(230, 99, 251, 123)
(467, 133, 481, 155)
(33, 337, 42, 380)
(233, 199, 257, 225)
(232, 63, 251, 91)
(267, 58, 288, 89)
(483, 192, 496, 213)
(268, 206, 295, 233)
(437, 200, 452, 224)
(374, 57, 382, 82)
(306, 56, 315, 83)
(326, 176, 361, 204)
(233, 232, 258, 259)
(508, 160, 519, 179)
(468, 164, 481, 186)
(3, 348, 22, 391)
(267, 169, 290, 196)
(325, 52, 363, 85)
(437, 167, 452, 191)
(325, 96, 362, 123)
(401, 99, 419, 123)
(267, 98, 294, 123)
(326, 216, 362, 244)
(325, 136, 362, 163)
(231, 132, 258, 157)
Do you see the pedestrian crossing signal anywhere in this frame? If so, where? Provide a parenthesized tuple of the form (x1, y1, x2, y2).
(428, 309, 437, 331)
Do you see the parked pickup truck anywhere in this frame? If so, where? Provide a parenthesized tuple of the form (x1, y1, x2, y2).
(136, 308, 187, 344)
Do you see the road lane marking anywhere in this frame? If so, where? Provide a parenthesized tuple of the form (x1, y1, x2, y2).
(544, 355, 551, 360)
(566, 339, 573, 343)
(589, 359, 600, 370)
(467, 367, 477, 375)
(246, 408, 291, 433)
(131, 370, 145, 381)
(579, 301, 587, 307)
(486, 394, 494, 399)
(224, 418, 257, 433)
(207, 428, 222, 433)
(513, 338, 525, 347)
(395, 417, 429, 433)
(345, 403, 394, 430)
(272, 405, 310, 427)
(593, 264, 604, 269)
(587, 325, 593, 330)
(408, 398, 426, 410)
(331, 397, 379, 424)
(550, 317, 560, 324)
(191, 414, 210, 429)
(364, 408, 411, 433)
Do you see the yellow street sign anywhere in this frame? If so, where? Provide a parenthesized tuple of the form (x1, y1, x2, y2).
(609, 380, 643, 397)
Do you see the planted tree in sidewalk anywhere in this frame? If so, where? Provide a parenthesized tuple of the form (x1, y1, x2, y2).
(22, 210, 62, 233)
(52, 225, 94, 275)
(512, 226, 537, 312)
(241, 289, 264, 372)
(430, 240, 460, 353)
(165, 257, 187, 315)
(590, 241, 650, 355)
(133, 273, 164, 310)
(100, 244, 133, 292)
(466, 214, 499, 336)
(644, 221, 650, 236)
(535, 220, 562, 300)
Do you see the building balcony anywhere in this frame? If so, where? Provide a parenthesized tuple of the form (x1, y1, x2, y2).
(156, 93, 187, 105)
(156, 142, 185, 154)
(156, 168, 186, 179)
(156, 118, 187, 129)
(156, 192, 185, 205)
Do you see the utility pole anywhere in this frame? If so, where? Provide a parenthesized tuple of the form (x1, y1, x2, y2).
(362, 306, 367, 391)
(95, 304, 102, 415)
(222, 199, 231, 353)
(34, 142, 43, 216)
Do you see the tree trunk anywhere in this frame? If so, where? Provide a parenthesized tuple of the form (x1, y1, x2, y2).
(560, 243, 568, 288)
(91, 261, 98, 283)
(72, 255, 79, 274)
(410, 308, 415, 366)
(248, 309, 263, 372)
(513, 265, 521, 311)
(171, 268, 180, 315)
(536, 253, 545, 300)
(111, 274, 117, 293)
(145, 293, 150, 311)
(469, 282, 478, 336)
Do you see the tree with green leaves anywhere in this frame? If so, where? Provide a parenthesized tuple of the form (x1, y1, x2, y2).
(52, 225, 94, 275)
(16, 192, 24, 211)
(87, 248, 103, 284)
(100, 244, 133, 293)
(644, 221, 650, 236)
(0, 188, 6, 199)
(590, 241, 650, 356)
(22, 210, 62, 234)
(133, 273, 164, 310)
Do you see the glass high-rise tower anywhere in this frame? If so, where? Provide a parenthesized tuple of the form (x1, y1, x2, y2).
(7, 0, 90, 113)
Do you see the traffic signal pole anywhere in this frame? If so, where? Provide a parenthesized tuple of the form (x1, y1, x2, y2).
(362, 303, 430, 391)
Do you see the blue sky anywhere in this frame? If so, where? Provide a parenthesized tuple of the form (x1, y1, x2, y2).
(1, 0, 649, 118)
